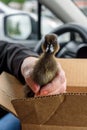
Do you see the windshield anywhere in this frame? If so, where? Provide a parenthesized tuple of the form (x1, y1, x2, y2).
(72, 0, 87, 16)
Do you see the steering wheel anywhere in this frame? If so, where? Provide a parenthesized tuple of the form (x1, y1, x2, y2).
(34, 23, 87, 58)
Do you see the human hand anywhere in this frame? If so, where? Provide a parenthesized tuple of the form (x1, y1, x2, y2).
(36, 63, 67, 96)
(21, 57, 67, 96)
(21, 57, 40, 94)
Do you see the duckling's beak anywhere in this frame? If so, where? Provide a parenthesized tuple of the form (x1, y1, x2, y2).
(46, 43, 54, 53)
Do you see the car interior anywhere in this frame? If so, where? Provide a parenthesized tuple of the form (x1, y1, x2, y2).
(34, 23, 87, 58)
(1, 0, 87, 119)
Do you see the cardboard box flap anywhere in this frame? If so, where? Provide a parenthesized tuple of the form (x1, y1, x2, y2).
(0, 87, 17, 116)
(12, 93, 87, 127)
(12, 95, 64, 124)
(0, 58, 87, 118)
(0, 72, 24, 116)
(58, 58, 87, 92)
(0, 72, 24, 98)
(58, 59, 87, 87)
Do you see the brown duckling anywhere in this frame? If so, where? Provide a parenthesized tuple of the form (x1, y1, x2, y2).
(31, 33, 60, 86)
(24, 33, 60, 97)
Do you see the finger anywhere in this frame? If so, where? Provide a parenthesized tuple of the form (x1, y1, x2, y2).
(39, 74, 60, 94)
(26, 77, 40, 94)
(39, 71, 66, 95)
(39, 82, 66, 96)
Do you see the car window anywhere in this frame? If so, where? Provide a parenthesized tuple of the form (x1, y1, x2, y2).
(23, 0, 64, 36)
(74, 32, 83, 42)
(59, 32, 83, 43)
(0, 9, 4, 13)
(72, 0, 87, 16)
(0, 0, 85, 47)
(41, 5, 63, 36)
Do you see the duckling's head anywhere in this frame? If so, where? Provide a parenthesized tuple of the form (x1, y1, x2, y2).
(42, 34, 60, 55)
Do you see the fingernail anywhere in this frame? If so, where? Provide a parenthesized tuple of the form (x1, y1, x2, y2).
(41, 90, 48, 95)
(33, 85, 40, 93)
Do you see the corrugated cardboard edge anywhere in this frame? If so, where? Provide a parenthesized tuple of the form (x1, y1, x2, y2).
(12, 94, 65, 124)
(22, 124, 87, 130)
(11, 93, 87, 130)
(12, 93, 87, 124)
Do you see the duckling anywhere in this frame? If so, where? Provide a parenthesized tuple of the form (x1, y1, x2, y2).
(24, 33, 60, 97)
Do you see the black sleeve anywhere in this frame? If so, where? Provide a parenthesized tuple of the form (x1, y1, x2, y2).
(0, 41, 38, 83)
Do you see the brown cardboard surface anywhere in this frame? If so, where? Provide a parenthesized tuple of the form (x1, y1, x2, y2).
(0, 58, 87, 130)
(0, 72, 24, 116)
(12, 94, 87, 128)
(59, 58, 87, 93)
(22, 124, 87, 130)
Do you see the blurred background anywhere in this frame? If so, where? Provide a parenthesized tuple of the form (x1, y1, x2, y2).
(0, 0, 87, 56)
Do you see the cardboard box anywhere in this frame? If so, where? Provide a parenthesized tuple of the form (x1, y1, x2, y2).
(0, 58, 87, 130)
